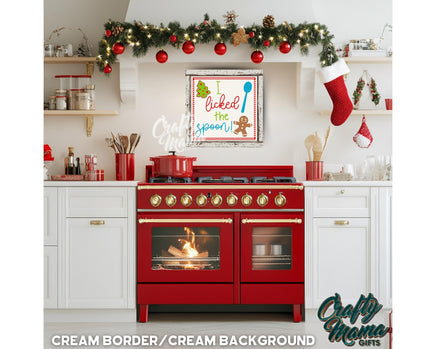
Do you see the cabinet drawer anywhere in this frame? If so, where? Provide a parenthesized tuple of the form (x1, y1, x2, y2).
(311, 187, 370, 217)
(65, 188, 128, 217)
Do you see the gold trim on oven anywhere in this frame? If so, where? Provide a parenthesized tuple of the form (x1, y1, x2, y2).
(241, 218, 302, 224)
(138, 184, 304, 190)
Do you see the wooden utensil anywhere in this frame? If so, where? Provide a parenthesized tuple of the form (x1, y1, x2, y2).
(304, 135, 315, 161)
(111, 132, 123, 153)
(105, 137, 116, 152)
(313, 132, 323, 161)
(322, 126, 331, 153)
(129, 133, 138, 153)
(131, 133, 141, 153)
(120, 135, 129, 154)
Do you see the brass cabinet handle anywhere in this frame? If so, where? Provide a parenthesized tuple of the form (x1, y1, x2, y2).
(241, 218, 302, 224)
(90, 220, 105, 225)
(138, 218, 233, 224)
(334, 220, 350, 225)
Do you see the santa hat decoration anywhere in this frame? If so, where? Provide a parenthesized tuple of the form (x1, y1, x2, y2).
(353, 117, 373, 148)
(318, 59, 353, 126)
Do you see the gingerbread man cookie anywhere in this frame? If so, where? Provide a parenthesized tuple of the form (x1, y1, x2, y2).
(233, 116, 252, 137)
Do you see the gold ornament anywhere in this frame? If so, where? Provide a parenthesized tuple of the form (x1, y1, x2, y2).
(112, 25, 124, 36)
(231, 27, 249, 47)
(263, 15, 275, 28)
(223, 10, 238, 25)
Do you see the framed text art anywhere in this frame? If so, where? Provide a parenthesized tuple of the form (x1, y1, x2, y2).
(185, 69, 263, 147)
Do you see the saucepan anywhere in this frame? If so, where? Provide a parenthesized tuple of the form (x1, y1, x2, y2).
(150, 151, 197, 178)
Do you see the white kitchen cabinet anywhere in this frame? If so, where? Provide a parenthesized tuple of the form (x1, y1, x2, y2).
(44, 246, 58, 308)
(59, 218, 129, 308)
(44, 183, 136, 318)
(44, 187, 57, 245)
(305, 183, 392, 309)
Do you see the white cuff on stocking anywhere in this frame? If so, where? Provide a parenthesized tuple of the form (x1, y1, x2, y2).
(318, 59, 350, 84)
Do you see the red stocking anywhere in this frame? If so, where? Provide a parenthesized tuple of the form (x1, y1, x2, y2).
(318, 59, 353, 126)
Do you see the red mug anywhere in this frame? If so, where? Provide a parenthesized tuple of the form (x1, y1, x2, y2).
(116, 154, 135, 181)
(306, 161, 324, 181)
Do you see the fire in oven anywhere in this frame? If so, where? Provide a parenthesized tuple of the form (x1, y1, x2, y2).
(151, 225, 220, 270)
(137, 166, 304, 323)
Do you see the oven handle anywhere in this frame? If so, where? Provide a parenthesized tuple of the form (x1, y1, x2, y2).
(138, 218, 233, 224)
(241, 218, 302, 224)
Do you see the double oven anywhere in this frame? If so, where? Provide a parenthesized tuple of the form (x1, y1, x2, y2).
(137, 166, 304, 322)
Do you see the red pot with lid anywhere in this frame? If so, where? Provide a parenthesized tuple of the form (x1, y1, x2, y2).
(150, 151, 197, 178)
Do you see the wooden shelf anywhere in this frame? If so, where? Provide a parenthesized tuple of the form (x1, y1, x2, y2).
(319, 109, 392, 116)
(44, 110, 119, 136)
(343, 56, 392, 64)
(44, 56, 97, 75)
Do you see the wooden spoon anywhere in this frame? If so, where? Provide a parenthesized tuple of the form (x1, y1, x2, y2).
(131, 133, 141, 153)
(105, 137, 116, 152)
(129, 133, 137, 153)
(111, 132, 123, 153)
(313, 132, 323, 161)
(304, 135, 315, 161)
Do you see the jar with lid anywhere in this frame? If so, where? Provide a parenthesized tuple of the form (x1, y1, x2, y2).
(56, 95, 67, 110)
(74, 75, 92, 90)
(85, 84, 96, 110)
(55, 75, 74, 91)
(76, 92, 91, 110)
(48, 96, 56, 110)
(55, 89, 67, 96)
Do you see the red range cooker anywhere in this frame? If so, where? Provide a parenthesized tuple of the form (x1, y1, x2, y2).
(136, 166, 304, 322)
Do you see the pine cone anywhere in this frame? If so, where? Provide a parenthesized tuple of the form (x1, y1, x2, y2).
(112, 25, 124, 36)
(263, 15, 275, 28)
(223, 10, 238, 25)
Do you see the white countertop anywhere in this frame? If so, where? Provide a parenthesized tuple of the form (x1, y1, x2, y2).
(44, 180, 139, 187)
(303, 180, 392, 187)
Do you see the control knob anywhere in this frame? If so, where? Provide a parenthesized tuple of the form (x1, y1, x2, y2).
(150, 194, 162, 207)
(196, 194, 207, 207)
(181, 193, 193, 207)
(257, 193, 269, 207)
(241, 194, 253, 207)
(211, 194, 223, 207)
(274, 193, 287, 207)
(226, 193, 238, 207)
(165, 194, 177, 207)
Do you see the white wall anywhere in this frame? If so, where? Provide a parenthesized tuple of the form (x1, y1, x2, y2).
(44, 0, 392, 181)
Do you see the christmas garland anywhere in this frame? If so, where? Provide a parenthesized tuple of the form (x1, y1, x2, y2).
(97, 13, 339, 73)
(352, 74, 380, 107)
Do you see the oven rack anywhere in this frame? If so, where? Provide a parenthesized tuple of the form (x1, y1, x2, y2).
(152, 256, 220, 262)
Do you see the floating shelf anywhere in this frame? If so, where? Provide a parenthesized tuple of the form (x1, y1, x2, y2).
(44, 56, 98, 75)
(319, 109, 392, 116)
(44, 110, 119, 136)
(343, 56, 392, 64)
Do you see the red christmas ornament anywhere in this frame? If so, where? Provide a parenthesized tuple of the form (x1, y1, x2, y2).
(103, 64, 112, 74)
(156, 50, 168, 63)
(182, 41, 195, 54)
(263, 40, 271, 47)
(251, 50, 264, 64)
(279, 41, 292, 54)
(105, 29, 112, 37)
(170, 35, 177, 43)
(214, 42, 227, 55)
(249, 31, 255, 38)
(112, 42, 125, 55)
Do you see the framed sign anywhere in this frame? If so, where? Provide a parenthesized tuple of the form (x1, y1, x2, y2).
(186, 69, 263, 147)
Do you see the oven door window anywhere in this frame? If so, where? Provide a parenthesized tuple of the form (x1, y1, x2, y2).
(151, 227, 220, 270)
(252, 227, 292, 270)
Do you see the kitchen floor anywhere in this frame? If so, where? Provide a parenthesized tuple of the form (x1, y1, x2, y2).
(44, 309, 392, 348)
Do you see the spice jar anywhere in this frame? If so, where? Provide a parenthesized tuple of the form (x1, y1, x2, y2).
(48, 96, 56, 110)
(76, 92, 91, 110)
(56, 95, 67, 110)
(55, 89, 67, 97)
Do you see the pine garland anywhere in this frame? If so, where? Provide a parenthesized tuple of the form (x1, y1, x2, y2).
(353, 75, 381, 107)
(98, 14, 338, 72)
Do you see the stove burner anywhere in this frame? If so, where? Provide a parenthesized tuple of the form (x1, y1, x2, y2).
(149, 176, 192, 183)
(195, 176, 249, 183)
(250, 176, 296, 183)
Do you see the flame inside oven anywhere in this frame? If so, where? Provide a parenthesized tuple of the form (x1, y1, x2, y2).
(179, 227, 199, 258)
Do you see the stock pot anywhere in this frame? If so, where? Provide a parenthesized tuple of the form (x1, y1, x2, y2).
(150, 151, 197, 178)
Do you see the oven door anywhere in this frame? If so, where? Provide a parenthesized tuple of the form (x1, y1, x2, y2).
(138, 212, 234, 283)
(240, 212, 304, 283)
